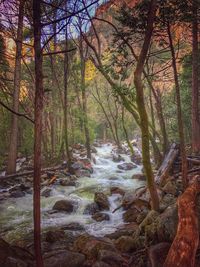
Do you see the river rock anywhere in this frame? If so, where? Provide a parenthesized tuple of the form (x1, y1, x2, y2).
(92, 212, 110, 222)
(115, 236, 136, 252)
(117, 163, 137, 170)
(43, 250, 85, 267)
(75, 169, 91, 178)
(62, 222, 84, 231)
(112, 154, 125, 163)
(60, 178, 76, 186)
(52, 200, 77, 213)
(45, 230, 65, 243)
(157, 204, 178, 242)
(41, 187, 52, 197)
(97, 250, 124, 266)
(160, 194, 176, 211)
(84, 202, 100, 215)
(92, 261, 110, 267)
(0, 238, 33, 267)
(132, 173, 146, 181)
(162, 181, 177, 195)
(123, 207, 140, 223)
(130, 154, 142, 165)
(10, 190, 25, 198)
(94, 192, 110, 210)
(91, 146, 97, 153)
(73, 234, 116, 260)
(110, 187, 125, 196)
(148, 242, 171, 267)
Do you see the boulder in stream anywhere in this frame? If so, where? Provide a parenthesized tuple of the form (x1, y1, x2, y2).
(84, 202, 100, 215)
(132, 173, 146, 181)
(112, 154, 125, 163)
(52, 199, 77, 213)
(43, 250, 85, 267)
(94, 192, 110, 210)
(92, 212, 110, 222)
(41, 187, 52, 197)
(117, 162, 137, 171)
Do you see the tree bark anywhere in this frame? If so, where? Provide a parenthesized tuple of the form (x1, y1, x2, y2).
(7, 0, 25, 174)
(63, 22, 72, 166)
(33, 0, 44, 265)
(79, 34, 91, 159)
(164, 176, 200, 267)
(134, 0, 159, 211)
(167, 23, 188, 188)
(191, 0, 200, 154)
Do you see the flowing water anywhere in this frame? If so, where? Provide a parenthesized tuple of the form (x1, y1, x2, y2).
(0, 143, 145, 243)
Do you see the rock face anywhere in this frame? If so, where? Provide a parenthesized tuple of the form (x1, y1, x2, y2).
(52, 200, 77, 213)
(94, 192, 110, 210)
(43, 250, 85, 267)
(117, 163, 137, 170)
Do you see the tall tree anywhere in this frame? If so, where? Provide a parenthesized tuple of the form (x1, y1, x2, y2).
(191, 0, 200, 154)
(167, 22, 188, 188)
(79, 32, 91, 159)
(134, 0, 159, 211)
(7, 0, 25, 174)
(33, 0, 44, 265)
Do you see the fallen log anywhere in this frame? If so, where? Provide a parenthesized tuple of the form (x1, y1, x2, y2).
(155, 143, 179, 185)
(164, 175, 200, 267)
(187, 157, 200, 165)
(174, 167, 200, 178)
(0, 165, 63, 180)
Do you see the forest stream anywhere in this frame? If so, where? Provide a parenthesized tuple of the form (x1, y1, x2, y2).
(0, 143, 144, 244)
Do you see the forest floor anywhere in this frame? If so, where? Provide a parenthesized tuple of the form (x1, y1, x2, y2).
(0, 141, 200, 267)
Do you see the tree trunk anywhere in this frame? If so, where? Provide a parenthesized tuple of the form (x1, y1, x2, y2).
(63, 23, 71, 166)
(167, 23, 188, 188)
(122, 106, 134, 155)
(164, 176, 200, 267)
(192, 0, 200, 154)
(7, 0, 25, 174)
(134, 0, 159, 211)
(79, 35, 91, 159)
(33, 0, 44, 265)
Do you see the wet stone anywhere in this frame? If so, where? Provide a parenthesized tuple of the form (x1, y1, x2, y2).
(92, 212, 110, 222)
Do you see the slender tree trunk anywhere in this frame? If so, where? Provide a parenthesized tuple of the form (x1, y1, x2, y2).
(79, 35, 91, 159)
(33, 0, 44, 266)
(167, 23, 188, 188)
(156, 90, 168, 154)
(122, 106, 134, 155)
(192, 0, 200, 154)
(63, 24, 71, 166)
(134, 0, 159, 211)
(7, 0, 25, 174)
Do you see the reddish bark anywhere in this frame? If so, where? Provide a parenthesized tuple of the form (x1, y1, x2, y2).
(33, 0, 44, 266)
(164, 176, 200, 267)
(191, 0, 200, 154)
(7, 0, 25, 174)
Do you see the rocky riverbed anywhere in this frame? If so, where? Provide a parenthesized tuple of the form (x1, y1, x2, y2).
(0, 141, 195, 267)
